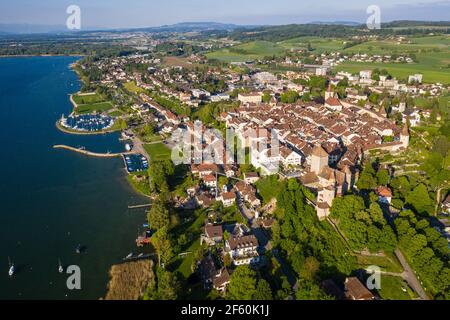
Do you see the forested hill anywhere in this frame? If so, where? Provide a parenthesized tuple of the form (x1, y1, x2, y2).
(227, 21, 450, 42)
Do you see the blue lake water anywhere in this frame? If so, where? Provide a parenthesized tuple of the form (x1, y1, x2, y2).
(0, 56, 147, 299)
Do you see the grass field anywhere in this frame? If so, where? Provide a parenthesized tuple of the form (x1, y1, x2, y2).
(279, 36, 347, 53)
(72, 92, 115, 114)
(208, 35, 449, 83)
(356, 253, 403, 273)
(206, 41, 286, 62)
(376, 275, 417, 300)
(123, 81, 146, 94)
(72, 93, 105, 105)
(144, 143, 172, 162)
(336, 35, 450, 84)
(75, 102, 114, 114)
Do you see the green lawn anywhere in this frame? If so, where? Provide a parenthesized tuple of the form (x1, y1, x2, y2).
(144, 143, 172, 162)
(377, 275, 417, 300)
(356, 253, 403, 273)
(207, 41, 286, 62)
(279, 36, 346, 53)
(75, 102, 114, 114)
(123, 81, 146, 94)
(72, 93, 105, 105)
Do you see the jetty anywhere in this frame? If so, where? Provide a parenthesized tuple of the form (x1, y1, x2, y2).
(128, 204, 151, 209)
(53, 144, 132, 158)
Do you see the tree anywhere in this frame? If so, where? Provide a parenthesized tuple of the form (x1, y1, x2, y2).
(356, 163, 377, 190)
(376, 169, 390, 186)
(295, 279, 333, 300)
(253, 279, 273, 300)
(152, 227, 173, 267)
(148, 197, 170, 230)
(227, 265, 257, 300)
(299, 256, 320, 280)
(405, 184, 434, 215)
(145, 267, 180, 300)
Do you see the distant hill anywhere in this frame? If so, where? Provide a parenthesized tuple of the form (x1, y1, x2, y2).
(0, 24, 69, 34)
(121, 22, 252, 33)
(309, 21, 363, 26)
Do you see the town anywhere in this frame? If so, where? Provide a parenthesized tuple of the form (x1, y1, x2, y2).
(4, 20, 448, 301)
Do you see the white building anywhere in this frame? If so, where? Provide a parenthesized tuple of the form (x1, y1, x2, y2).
(225, 235, 260, 266)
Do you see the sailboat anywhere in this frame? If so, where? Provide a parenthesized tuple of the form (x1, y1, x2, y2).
(8, 257, 15, 277)
(76, 244, 82, 254)
(58, 259, 64, 273)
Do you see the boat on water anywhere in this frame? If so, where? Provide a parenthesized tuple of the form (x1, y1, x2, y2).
(138, 253, 144, 258)
(125, 253, 133, 259)
(76, 244, 82, 254)
(8, 257, 14, 277)
(58, 259, 64, 273)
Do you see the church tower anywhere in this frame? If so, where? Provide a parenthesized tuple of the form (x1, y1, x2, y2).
(311, 144, 329, 174)
(324, 85, 335, 100)
(400, 123, 409, 149)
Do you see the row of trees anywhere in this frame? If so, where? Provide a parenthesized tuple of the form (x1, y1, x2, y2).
(394, 210, 450, 299)
(331, 195, 397, 252)
(270, 178, 356, 299)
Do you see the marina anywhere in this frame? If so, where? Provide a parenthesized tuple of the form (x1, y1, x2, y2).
(60, 114, 114, 132)
(123, 154, 149, 173)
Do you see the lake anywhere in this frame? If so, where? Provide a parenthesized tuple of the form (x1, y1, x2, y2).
(0, 56, 147, 299)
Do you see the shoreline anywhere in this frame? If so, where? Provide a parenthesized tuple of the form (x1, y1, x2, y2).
(0, 54, 86, 58)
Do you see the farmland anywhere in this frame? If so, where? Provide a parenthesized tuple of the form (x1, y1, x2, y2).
(206, 40, 286, 62)
(336, 35, 450, 84)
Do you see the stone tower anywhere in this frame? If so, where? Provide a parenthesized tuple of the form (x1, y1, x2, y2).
(400, 123, 409, 149)
(325, 85, 335, 100)
(311, 144, 329, 174)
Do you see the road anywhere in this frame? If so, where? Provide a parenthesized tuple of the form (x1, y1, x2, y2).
(394, 248, 430, 300)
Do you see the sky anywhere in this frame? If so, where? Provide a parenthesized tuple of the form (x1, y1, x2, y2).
(0, 0, 449, 29)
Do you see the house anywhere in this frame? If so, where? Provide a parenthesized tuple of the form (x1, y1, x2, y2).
(212, 268, 231, 293)
(325, 97, 343, 111)
(218, 191, 236, 207)
(359, 70, 372, 79)
(376, 186, 392, 204)
(442, 194, 450, 214)
(203, 174, 217, 188)
(192, 163, 220, 177)
(195, 194, 214, 207)
(225, 235, 260, 266)
(238, 92, 262, 104)
(244, 172, 259, 184)
(408, 73, 423, 84)
(344, 277, 375, 300)
(280, 146, 302, 167)
(198, 255, 219, 289)
(201, 223, 223, 246)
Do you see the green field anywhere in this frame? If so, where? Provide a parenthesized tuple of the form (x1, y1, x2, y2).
(279, 36, 347, 53)
(75, 102, 114, 114)
(72, 92, 115, 114)
(72, 93, 105, 105)
(356, 253, 403, 273)
(376, 276, 417, 300)
(206, 41, 286, 62)
(123, 81, 146, 94)
(336, 35, 450, 84)
(144, 142, 172, 162)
